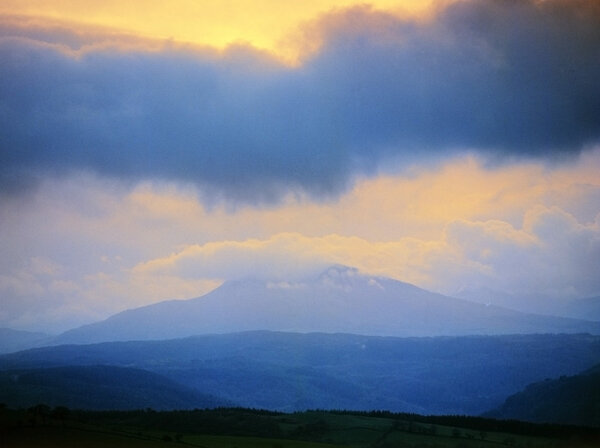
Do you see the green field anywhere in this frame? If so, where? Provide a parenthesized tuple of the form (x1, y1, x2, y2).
(2, 407, 599, 448)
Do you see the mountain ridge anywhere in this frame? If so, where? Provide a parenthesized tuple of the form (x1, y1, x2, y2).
(485, 363, 600, 427)
(0, 364, 232, 410)
(2, 331, 600, 415)
(0, 328, 53, 354)
(52, 266, 600, 345)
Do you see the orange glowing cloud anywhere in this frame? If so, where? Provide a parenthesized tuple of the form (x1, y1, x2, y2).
(0, 0, 446, 63)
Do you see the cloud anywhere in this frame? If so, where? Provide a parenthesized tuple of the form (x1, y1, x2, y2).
(0, 1, 442, 63)
(442, 206, 600, 299)
(1, 150, 599, 331)
(132, 232, 448, 287)
(134, 203, 600, 301)
(0, 252, 220, 333)
(6, 204, 599, 332)
(1, 0, 599, 203)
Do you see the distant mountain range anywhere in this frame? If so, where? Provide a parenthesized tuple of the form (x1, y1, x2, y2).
(2, 267, 598, 425)
(0, 328, 52, 354)
(558, 296, 600, 322)
(50, 266, 600, 345)
(455, 287, 600, 322)
(486, 364, 600, 428)
(2, 331, 600, 416)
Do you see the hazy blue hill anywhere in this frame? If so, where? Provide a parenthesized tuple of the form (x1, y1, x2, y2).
(51, 266, 600, 345)
(558, 296, 600, 322)
(0, 328, 52, 354)
(455, 288, 600, 322)
(0, 365, 232, 410)
(2, 331, 600, 414)
(485, 364, 600, 427)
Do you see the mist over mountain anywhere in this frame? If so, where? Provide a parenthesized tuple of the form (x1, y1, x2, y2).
(52, 266, 600, 345)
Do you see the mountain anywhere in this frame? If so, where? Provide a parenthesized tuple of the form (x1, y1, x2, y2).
(0, 365, 232, 410)
(0, 328, 52, 354)
(52, 266, 600, 345)
(485, 364, 600, 427)
(455, 287, 600, 322)
(2, 331, 600, 415)
(556, 296, 600, 322)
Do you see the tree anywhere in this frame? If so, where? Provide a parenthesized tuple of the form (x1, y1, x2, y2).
(52, 406, 70, 427)
(27, 404, 51, 426)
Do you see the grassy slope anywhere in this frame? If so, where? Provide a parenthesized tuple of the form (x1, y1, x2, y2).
(2, 408, 599, 448)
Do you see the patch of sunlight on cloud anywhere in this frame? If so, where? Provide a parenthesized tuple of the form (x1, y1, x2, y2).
(0, 0, 447, 64)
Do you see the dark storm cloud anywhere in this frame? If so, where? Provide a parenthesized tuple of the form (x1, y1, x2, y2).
(1, 0, 599, 203)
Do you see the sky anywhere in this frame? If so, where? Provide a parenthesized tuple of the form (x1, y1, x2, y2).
(1, 0, 600, 333)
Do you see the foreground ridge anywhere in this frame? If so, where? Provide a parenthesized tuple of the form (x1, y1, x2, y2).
(2, 406, 599, 448)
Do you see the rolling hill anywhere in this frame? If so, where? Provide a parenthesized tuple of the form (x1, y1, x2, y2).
(0, 328, 52, 354)
(455, 288, 600, 322)
(485, 364, 600, 427)
(3, 331, 600, 415)
(557, 296, 600, 322)
(0, 365, 231, 410)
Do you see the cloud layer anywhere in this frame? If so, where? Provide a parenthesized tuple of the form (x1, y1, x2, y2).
(2, 0, 599, 203)
(133, 204, 600, 303)
(1, 150, 599, 331)
(0, 1, 441, 64)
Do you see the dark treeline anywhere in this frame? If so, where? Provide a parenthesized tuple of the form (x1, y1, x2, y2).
(4, 404, 600, 445)
(70, 407, 285, 438)
(22, 405, 600, 439)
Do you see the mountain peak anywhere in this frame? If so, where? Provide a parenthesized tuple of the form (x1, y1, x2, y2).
(51, 267, 600, 345)
(220, 265, 369, 291)
(318, 264, 360, 283)
(321, 264, 360, 276)
(315, 265, 390, 294)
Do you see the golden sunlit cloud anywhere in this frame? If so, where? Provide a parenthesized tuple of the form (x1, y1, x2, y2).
(131, 197, 599, 300)
(0, 0, 446, 63)
(132, 231, 449, 289)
